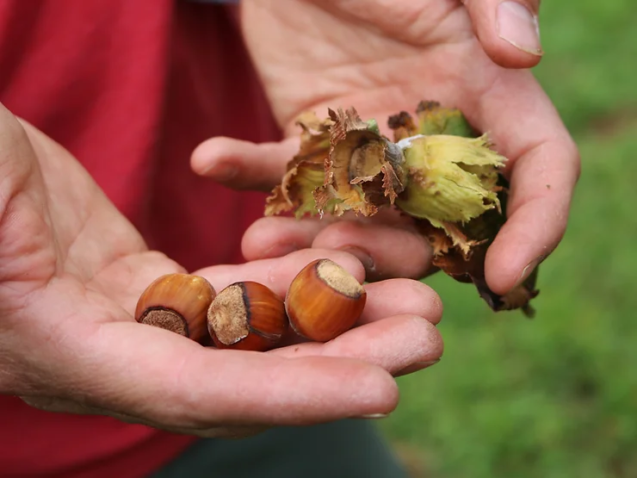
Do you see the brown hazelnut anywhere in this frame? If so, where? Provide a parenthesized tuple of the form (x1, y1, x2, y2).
(207, 281, 288, 351)
(135, 273, 215, 343)
(285, 258, 366, 342)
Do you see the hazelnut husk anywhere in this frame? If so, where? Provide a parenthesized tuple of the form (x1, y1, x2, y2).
(285, 259, 366, 342)
(135, 273, 216, 343)
(207, 281, 288, 351)
(264, 103, 539, 317)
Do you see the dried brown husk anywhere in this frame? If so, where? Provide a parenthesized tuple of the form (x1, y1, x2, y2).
(313, 107, 405, 217)
(265, 112, 333, 218)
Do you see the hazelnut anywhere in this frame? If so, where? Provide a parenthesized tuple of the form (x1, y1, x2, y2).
(285, 259, 366, 342)
(135, 273, 215, 343)
(207, 281, 288, 351)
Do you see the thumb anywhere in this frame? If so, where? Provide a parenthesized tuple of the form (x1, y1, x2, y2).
(191, 136, 299, 192)
(463, 0, 543, 69)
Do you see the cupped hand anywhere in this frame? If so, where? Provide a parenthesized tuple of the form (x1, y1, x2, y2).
(192, 0, 579, 294)
(0, 104, 442, 438)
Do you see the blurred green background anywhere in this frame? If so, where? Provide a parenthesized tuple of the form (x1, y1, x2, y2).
(382, 1, 637, 477)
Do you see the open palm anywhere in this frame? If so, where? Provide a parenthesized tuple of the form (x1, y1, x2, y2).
(195, 0, 579, 295)
(0, 104, 443, 436)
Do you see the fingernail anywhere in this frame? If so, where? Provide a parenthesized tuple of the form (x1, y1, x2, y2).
(497, 1, 543, 56)
(515, 256, 543, 288)
(395, 359, 441, 378)
(358, 413, 390, 419)
(210, 163, 238, 181)
(340, 246, 375, 272)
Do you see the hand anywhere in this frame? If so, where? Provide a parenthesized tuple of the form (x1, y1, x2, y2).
(192, 0, 579, 294)
(0, 104, 443, 438)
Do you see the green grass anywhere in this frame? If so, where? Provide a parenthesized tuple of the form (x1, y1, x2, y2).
(382, 2, 637, 477)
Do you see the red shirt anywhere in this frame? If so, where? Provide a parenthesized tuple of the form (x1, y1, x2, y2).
(0, 1, 280, 476)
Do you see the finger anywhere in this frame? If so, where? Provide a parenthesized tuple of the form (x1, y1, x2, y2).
(242, 213, 433, 281)
(20, 395, 269, 438)
(275, 277, 443, 359)
(241, 216, 331, 260)
(191, 136, 299, 191)
(311, 221, 433, 282)
(270, 314, 444, 377)
(466, 69, 580, 294)
(163, 425, 269, 439)
(241, 209, 412, 261)
(360, 279, 443, 326)
(273, 277, 443, 348)
(194, 248, 365, 297)
(72, 323, 399, 429)
(463, 0, 543, 68)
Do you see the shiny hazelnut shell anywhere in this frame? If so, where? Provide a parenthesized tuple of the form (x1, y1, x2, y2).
(135, 273, 216, 343)
(285, 259, 366, 342)
(207, 281, 288, 351)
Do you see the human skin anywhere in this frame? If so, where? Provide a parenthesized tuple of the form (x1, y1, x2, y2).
(0, 104, 443, 438)
(0, 0, 579, 440)
(193, 0, 579, 293)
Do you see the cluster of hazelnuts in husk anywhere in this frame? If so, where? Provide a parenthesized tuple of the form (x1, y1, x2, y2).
(134, 259, 366, 350)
